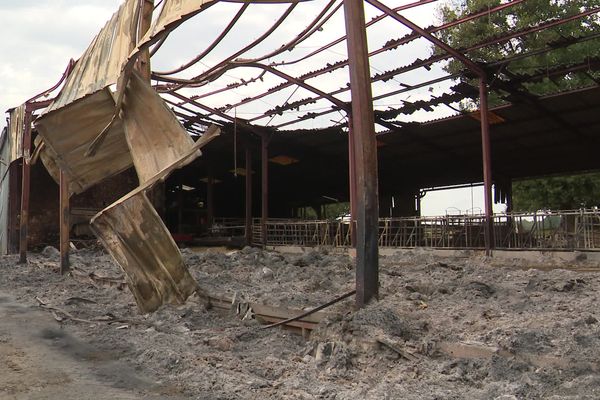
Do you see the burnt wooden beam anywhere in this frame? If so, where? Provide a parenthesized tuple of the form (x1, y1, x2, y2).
(344, 0, 379, 307)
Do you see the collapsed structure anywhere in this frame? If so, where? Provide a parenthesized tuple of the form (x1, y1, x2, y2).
(2, 0, 599, 312)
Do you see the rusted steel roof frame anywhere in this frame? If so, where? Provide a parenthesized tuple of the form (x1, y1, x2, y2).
(154, 2, 300, 92)
(154, 3, 249, 75)
(26, 60, 76, 105)
(228, 0, 528, 105)
(24, 1, 598, 134)
(154, 0, 341, 76)
(151, 2, 576, 183)
(274, 0, 440, 67)
(370, 31, 600, 103)
(162, 3, 595, 128)
(362, 57, 600, 123)
(242, 10, 600, 128)
(167, 62, 350, 113)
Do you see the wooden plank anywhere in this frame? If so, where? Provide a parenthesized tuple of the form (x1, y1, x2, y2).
(245, 147, 253, 245)
(250, 302, 329, 325)
(207, 292, 330, 328)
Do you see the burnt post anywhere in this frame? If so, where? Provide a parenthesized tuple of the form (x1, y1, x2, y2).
(245, 147, 253, 245)
(261, 134, 269, 247)
(344, 0, 380, 307)
(479, 78, 494, 254)
(348, 120, 357, 247)
(207, 164, 215, 229)
(59, 170, 70, 273)
(18, 108, 33, 264)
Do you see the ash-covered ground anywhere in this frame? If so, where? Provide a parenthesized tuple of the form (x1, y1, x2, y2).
(1, 245, 600, 399)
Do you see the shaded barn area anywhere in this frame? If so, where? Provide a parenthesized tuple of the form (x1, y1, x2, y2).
(4, 85, 599, 251)
(161, 85, 600, 245)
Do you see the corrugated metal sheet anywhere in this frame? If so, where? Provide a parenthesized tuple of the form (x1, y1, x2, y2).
(90, 126, 220, 313)
(142, 0, 210, 45)
(43, 0, 140, 114)
(122, 71, 200, 183)
(29, 0, 220, 313)
(35, 89, 134, 194)
(0, 128, 11, 254)
(91, 191, 198, 314)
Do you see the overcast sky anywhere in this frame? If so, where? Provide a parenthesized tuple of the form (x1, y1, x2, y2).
(0, 0, 503, 216)
(0, 1, 123, 114)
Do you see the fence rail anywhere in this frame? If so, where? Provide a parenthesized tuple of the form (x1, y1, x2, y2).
(244, 210, 600, 250)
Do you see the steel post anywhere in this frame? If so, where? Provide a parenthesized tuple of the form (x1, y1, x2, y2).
(261, 135, 269, 247)
(245, 147, 253, 245)
(348, 120, 357, 247)
(479, 78, 494, 255)
(344, 0, 379, 307)
(207, 165, 214, 229)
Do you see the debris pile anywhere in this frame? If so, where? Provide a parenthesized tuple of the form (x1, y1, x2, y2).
(1, 246, 600, 399)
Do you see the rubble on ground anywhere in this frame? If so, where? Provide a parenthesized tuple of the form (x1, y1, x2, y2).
(1, 245, 599, 399)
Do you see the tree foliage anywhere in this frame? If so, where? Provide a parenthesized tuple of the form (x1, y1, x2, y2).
(435, 0, 600, 108)
(435, 1, 600, 211)
(513, 172, 600, 211)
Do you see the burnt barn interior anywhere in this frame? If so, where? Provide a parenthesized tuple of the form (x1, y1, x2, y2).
(2, 0, 599, 311)
(2, 1, 600, 397)
(168, 83, 600, 230)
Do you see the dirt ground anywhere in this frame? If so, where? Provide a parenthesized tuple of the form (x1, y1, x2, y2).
(1, 245, 600, 399)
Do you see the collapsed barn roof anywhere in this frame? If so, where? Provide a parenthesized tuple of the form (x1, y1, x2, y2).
(5, 0, 600, 310)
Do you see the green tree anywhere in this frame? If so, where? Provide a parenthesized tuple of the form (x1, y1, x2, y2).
(435, 0, 600, 109)
(435, 0, 600, 211)
(513, 172, 600, 211)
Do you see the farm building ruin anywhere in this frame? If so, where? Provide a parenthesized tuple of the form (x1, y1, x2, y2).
(2, 0, 599, 314)
(2, 0, 600, 398)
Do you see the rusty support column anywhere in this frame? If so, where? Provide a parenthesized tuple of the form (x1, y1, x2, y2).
(18, 109, 33, 264)
(479, 78, 494, 255)
(245, 147, 253, 246)
(348, 122, 357, 247)
(261, 135, 269, 247)
(207, 165, 214, 229)
(59, 170, 70, 274)
(344, 0, 380, 307)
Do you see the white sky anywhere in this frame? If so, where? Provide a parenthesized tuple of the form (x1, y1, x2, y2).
(421, 185, 506, 216)
(0, 1, 122, 115)
(0, 0, 502, 216)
